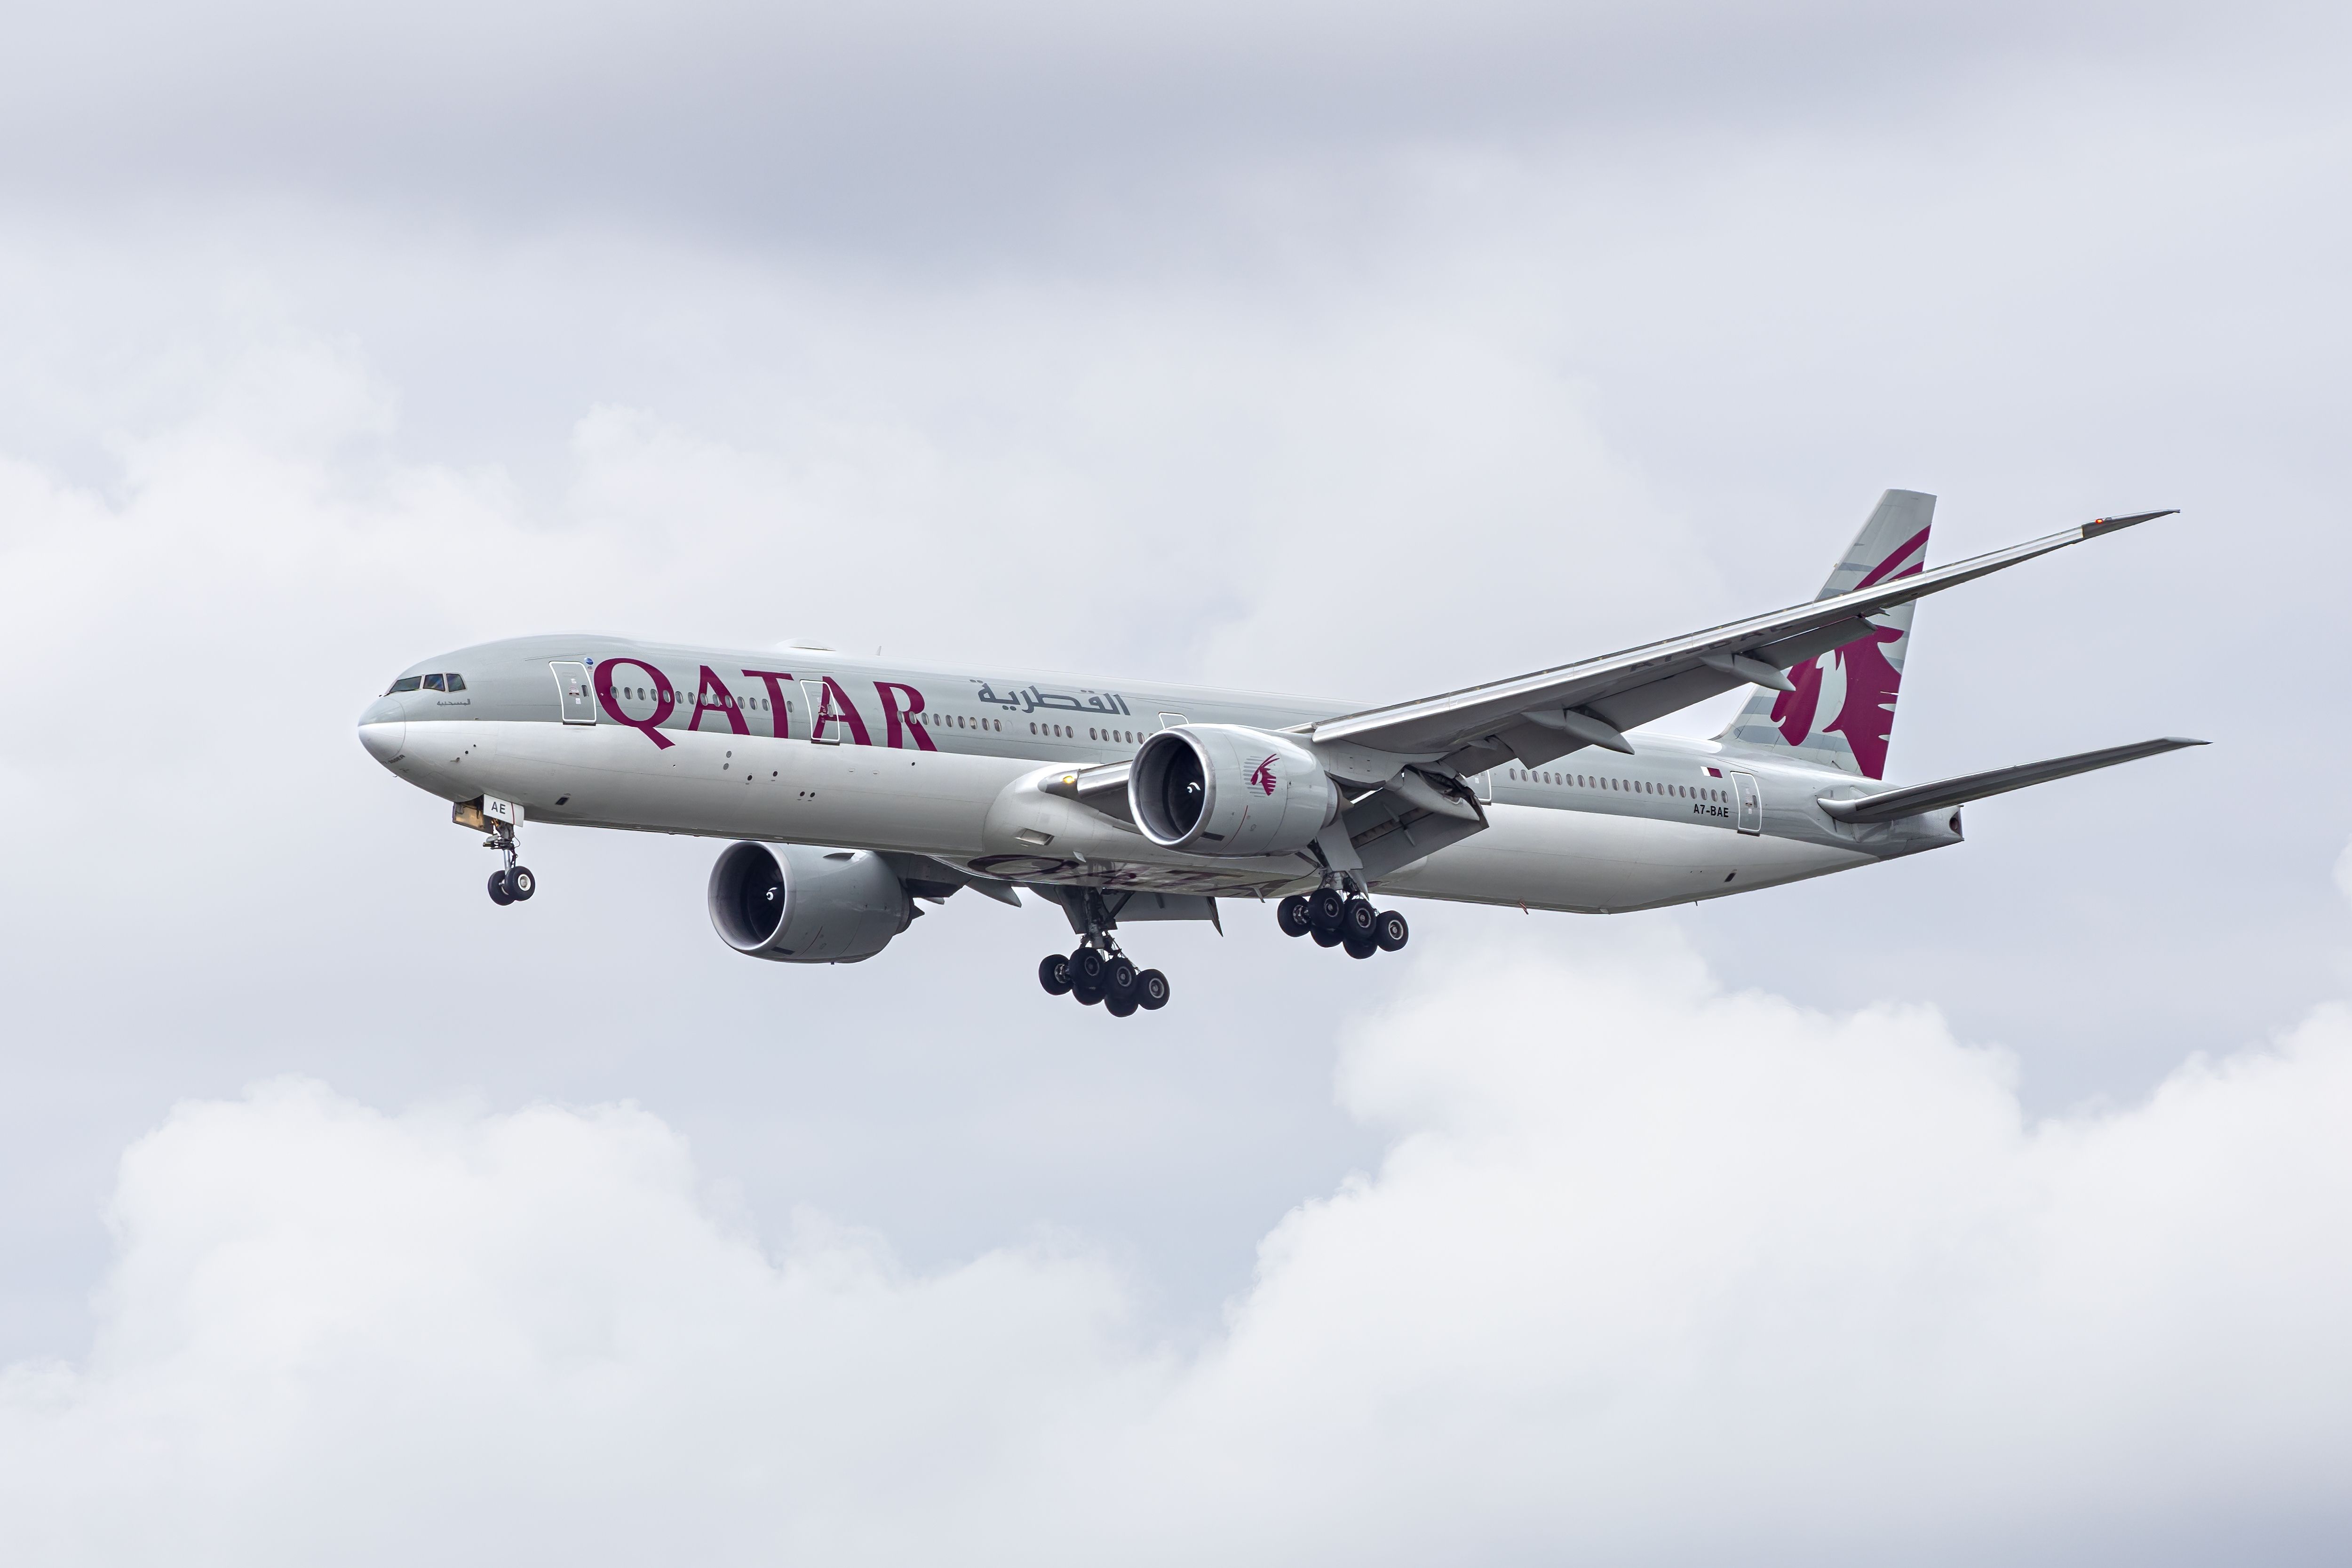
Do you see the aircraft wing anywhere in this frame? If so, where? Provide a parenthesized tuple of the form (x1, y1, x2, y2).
(1308, 510, 2176, 772)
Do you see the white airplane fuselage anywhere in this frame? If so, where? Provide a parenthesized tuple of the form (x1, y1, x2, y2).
(358, 637, 1947, 918)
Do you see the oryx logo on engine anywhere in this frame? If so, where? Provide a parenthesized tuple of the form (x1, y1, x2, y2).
(1249, 755, 1279, 795)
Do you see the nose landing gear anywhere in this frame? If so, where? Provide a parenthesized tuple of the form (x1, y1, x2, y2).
(1278, 886, 1407, 960)
(481, 819, 536, 906)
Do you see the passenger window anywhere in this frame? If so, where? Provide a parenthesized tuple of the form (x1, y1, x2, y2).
(388, 677, 422, 693)
(422, 673, 446, 692)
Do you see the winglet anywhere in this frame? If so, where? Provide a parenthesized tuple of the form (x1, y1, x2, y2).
(2081, 509, 2178, 539)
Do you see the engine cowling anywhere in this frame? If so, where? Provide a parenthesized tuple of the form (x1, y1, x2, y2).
(708, 842, 913, 964)
(1129, 725, 1339, 857)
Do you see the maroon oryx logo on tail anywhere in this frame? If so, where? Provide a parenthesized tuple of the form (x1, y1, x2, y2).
(1249, 755, 1279, 795)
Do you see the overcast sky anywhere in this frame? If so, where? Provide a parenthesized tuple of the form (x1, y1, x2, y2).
(2, 0, 2350, 1561)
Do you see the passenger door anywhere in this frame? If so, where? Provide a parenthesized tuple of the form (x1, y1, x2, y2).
(551, 662, 596, 725)
(1732, 771, 1763, 835)
(802, 679, 840, 744)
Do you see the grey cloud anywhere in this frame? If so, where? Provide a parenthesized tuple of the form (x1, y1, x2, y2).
(9, 931, 2352, 1563)
(0, 0, 2278, 251)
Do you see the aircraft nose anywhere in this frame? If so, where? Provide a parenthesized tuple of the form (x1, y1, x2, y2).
(357, 698, 406, 766)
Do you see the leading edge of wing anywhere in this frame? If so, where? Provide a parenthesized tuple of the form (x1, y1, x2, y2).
(1311, 509, 2178, 758)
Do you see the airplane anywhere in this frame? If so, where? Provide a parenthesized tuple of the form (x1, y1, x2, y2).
(357, 491, 2201, 1017)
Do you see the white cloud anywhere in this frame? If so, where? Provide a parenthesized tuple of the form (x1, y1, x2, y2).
(8, 928, 2350, 1564)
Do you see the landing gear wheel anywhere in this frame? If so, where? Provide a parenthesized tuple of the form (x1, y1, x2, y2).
(1136, 970, 1170, 1010)
(1343, 932, 1380, 960)
(1105, 991, 1139, 1018)
(507, 866, 536, 901)
(1277, 895, 1313, 938)
(1308, 888, 1348, 932)
(1073, 985, 1105, 1007)
(487, 870, 515, 906)
(1374, 909, 1410, 952)
(1311, 925, 1344, 948)
(1072, 947, 1107, 987)
(1341, 897, 1377, 939)
(1038, 954, 1073, 995)
(1107, 957, 1138, 996)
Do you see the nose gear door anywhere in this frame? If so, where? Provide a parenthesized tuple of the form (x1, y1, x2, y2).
(1732, 770, 1763, 835)
(552, 662, 596, 725)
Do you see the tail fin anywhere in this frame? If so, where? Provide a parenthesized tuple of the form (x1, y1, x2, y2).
(1716, 489, 1934, 779)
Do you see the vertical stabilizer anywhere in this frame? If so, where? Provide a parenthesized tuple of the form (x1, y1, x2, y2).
(1717, 489, 1933, 778)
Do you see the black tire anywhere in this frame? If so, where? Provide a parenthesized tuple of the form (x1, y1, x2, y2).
(1073, 985, 1105, 1007)
(1342, 897, 1376, 939)
(1072, 947, 1107, 986)
(1277, 895, 1313, 938)
(1107, 957, 1138, 996)
(1038, 954, 1073, 995)
(1343, 932, 1379, 960)
(1136, 969, 1169, 1010)
(507, 866, 536, 900)
(486, 870, 515, 906)
(1311, 925, 1344, 948)
(1105, 991, 1139, 1018)
(1374, 909, 1410, 952)
(1308, 887, 1347, 932)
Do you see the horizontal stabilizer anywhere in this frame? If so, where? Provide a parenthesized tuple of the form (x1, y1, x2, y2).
(1817, 737, 2206, 824)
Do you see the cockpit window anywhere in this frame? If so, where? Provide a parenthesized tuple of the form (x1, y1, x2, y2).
(422, 673, 447, 692)
(445, 674, 466, 692)
(387, 677, 423, 693)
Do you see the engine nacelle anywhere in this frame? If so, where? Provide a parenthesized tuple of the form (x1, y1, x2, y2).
(1129, 725, 1339, 857)
(708, 842, 913, 964)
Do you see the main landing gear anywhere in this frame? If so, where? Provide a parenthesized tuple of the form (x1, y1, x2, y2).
(482, 820, 537, 907)
(1038, 946, 1169, 1017)
(1037, 888, 1169, 1018)
(1278, 886, 1407, 961)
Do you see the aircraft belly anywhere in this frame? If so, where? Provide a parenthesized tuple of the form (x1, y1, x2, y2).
(1379, 804, 1867, 913)
(423, 722, 1017, 851)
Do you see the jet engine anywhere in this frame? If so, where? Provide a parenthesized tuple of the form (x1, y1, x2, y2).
(1129, 725, 1339, 857)
(708, 842, 914, 963)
